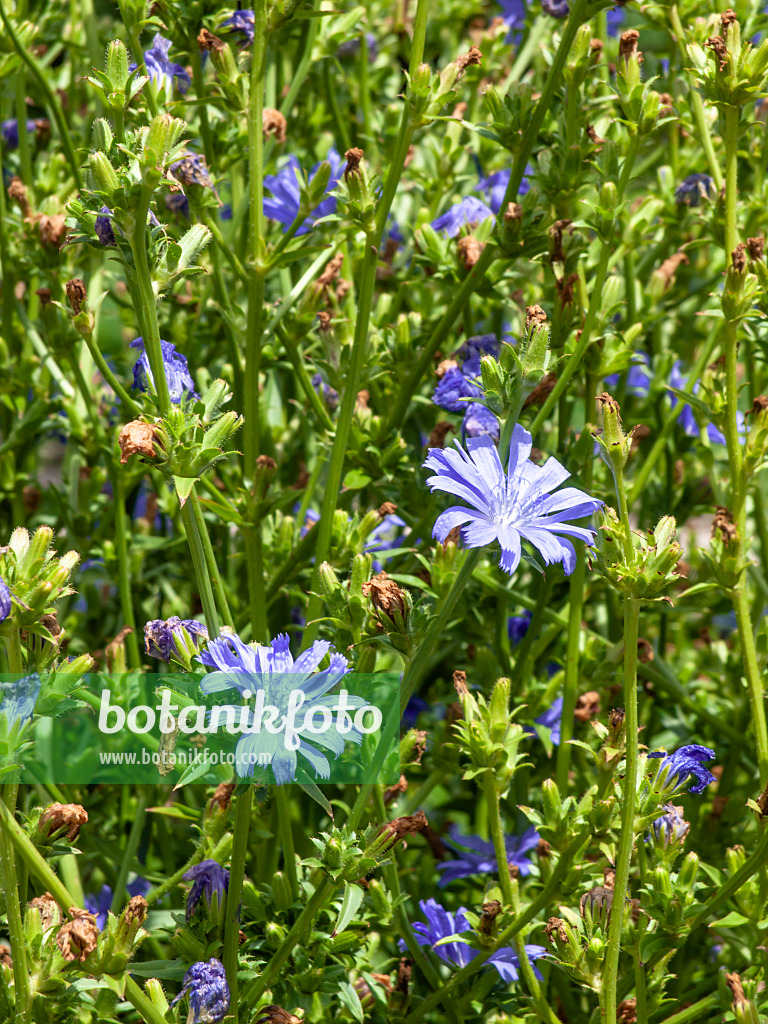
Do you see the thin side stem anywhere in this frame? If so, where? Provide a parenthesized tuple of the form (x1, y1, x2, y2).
(1, 786, 31, 1024)
(109, 790, 147, 913)
(111, 472, 141, 669)
(223, 787, 253, 1023)
(191, 491, 232, 629)
(181, 496, 220, 638)
(274, 785, 298, 899)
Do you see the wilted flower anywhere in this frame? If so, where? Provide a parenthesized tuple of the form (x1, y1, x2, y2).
(39, 802, 89, 843)
(463, 403, 500, 441)
(433, 366, 484, 413)
(222, 9, 255, 46)
(437, 824, 539, 886)
(56, 908, 99, 962)
(651, 803, 690, 846)
(144, 616, 208, 661)
(649, 744, 717, 794)
(171, 959, 230, 1023)
(423, 426, 602, 575)
(183, 860, 230, 921)
(674, 173, 714, 206)
(403, 899, 548, 981)
(431, 196, 493, 238)
(0, 673, 42, 730)
(130, 338, 200, 404)
(95, 206, 116, 246)
(171, 153, 214, 190)
(130, 34, 191, 93)
(264, 149, 342, 234)
(196, 632, 367, 784)
(84, 878, 150, 930)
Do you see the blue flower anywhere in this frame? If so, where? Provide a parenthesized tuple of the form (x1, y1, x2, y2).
(337, 32, 378, 61)
(0, 578, 10, 623)
(365, 512, 409, 571)
(171, 153, 214, 190)
(130, 338, 200, 404)
(182, 860, 230, 921)
(144, 616, 208, 661)
(606, 7, 626, 35)
(530, 696, 563, 745)
(648, 744, 717, 794)
(668, 361, 744, 446)
(431, 196, 494, 238)
(1, 118, 37, 150)
(312, 372, 339, 411)
(130, 34, 191, 94)
(402, 695, 430, 729)
(171, 960, 230, 1023)
(674, 173, 714, 206)
(476, 168, 530, 212)
(0, 673, 41, 731)
(433, 366, 484, 414)
(604, 352, 652, 397)
(498, 0, 527, 31)
(222, 10, 255, 46)
(196, 632, 366, 784)
(84, 877, 150, 930)
(424, 426, 602, 576)
(542, 0, 569, 17)
(508, 610, 532, 646)
(457, 334, 502, 376)
(437, 824, 539, 886)
(264, 149, 342, 235)
(403, 899, 549, 982)
(95, 206, 116, 247)
(165, 193, 190, 219)
(463, 403, 500, 442)
(651, 803, 689, 846)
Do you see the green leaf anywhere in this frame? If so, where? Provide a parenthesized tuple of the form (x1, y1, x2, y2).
(128, 959, 188, 980)
(173, 476, 197, 504)
(337, 981, 365, 1023)
(332, 882, 365, 936)
(297, 780, 334, 819)
(710, 910, 751, 928)
(342, 470, 372, 490)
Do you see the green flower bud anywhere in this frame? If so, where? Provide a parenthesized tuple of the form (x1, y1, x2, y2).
(594, 393, 633, 478)
(323, 836, 343, 870)
(542, 778, 563, 826)
(677, 850, 700, 891)
(264, 921, 287, 949)
(366, 878, 392, 922)
(144, 979, 169, 1014)
(106, 39, 130, 88)
(92, 118, 114, 153)
(271, 871, 293, 912)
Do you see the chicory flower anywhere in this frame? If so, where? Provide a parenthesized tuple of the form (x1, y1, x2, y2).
(264, 150, 342, 235)
(648, 744, 717, 794)
(130, 34, 191, 94)
(130, 338, 200, 404)
(222, 10, 255, 46)
(431, 196, 494, 238)
(182, 860, 230, 921)
(171, 960, 230, 1023)
(674, 173, 714, 206)
(437, 824, 539, 886)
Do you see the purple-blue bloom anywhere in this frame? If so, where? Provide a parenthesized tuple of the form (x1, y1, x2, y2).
(130, 338, 200, 404)
(403, 899, 549, 981)
(433, 365, 484, 413)
(95, 206, 116, 247)
(171, 959, 230, 1023)
(431, 196, 494, 238)
(508, 610, 532, 646)
(183, 860, 230, 921)
(0, 577, 10, 623)
(423, 426, 602, 576)
(668, 361, 744, 446)
(130, 34, 191, 93)
(222, 9, 255, 46)
(457, 334, 502, 374)
(402, 695, 430, 729)
(437, 824, 539, 886)
(263, 149, 342, 235)
(463, 403, 500, 442)
(674, 173, 714, 206)
(84, 877, 150, 930)
(312, 372, 339, 412)
(604, 352, 652, 397)
(144, 616, 208, 662)
(648, 744, 717, 795)
(1, 118, 37, 150)
(542, 0, 569, 17)
(526, 696, 563, 745)
(606, 7, 626, 34)
(651, 803, 689, 847)
(196, 632, 364, 784)
(0, 673, 41, 731)
(476, 168, 530, 212)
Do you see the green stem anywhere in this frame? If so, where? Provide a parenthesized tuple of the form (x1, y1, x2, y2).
(277, 324, 335, 432)
(509, 875, 560, 1024)
(223, 787, 253, 1023)
(79, 325, 141, 416)
(657, 995, 720, 1024)
(181, 494, 220, 637)
(1, 786, 31, 1023)
(0, 0, 82, 189)
(302, 0, 430, 644)
(600, 596, 640, 1024)
(0, 795, 76, 912)
(274, 785, 298, 899)
(109, 790, 146, 914)
(400, 548, 483, 713)
(556, 549, 586, 790)
(111, 472, 141, 669)
(191, 491, 232, 629)
(124, 977, 171, 1024)
(483, 771, 513, 905)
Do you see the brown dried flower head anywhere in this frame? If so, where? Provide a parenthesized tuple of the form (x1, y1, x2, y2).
(479, 899, 502, 935)
(262, 108, 287, 142)
(375, 810, 428, 851)
(39, 803, 89, 843)
(545, 916, 567, 945)
(525, 304, 547, 329)
(123, 894, 148, 926)
(454, 45, 482, 77)
(209, 782, 236, 813)
(197, 28, 225, 53)
(119, 421, 157, 465)
(0, 944, 11, 968)
(617, 997, 637, 1024)
(747, 236, 765, 261)
(457, 235, 484, 270)
(65, 278, 87, 315)
(28, 892, 63, 930)
(56, 908, 99, 962)
(362, 571, 407, 621)
(343, 147, 364, 181)
(38, 214, 67, 248)
(711, 505, 737, 546)
(575, 691, 601, 722)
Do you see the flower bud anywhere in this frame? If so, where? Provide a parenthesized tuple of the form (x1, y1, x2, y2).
(92, 118, 114, 153)
(677, 850, 700, 891)
(542, 777, 563, 826)
(89, 151, 120, 194)
(106, 39, 131, 88)
(271, 871, 293, 912)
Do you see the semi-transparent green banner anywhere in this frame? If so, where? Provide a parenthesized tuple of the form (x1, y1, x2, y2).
(0, 671, 401, 786)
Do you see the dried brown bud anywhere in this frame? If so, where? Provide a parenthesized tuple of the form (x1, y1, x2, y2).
(315, 252, 344, 294)
(721, 8, 738, 29)
(457, 234, 484, 270)
(343, 147, 364, 180)
(8, 176, 31, 218)
(712, 505, 737, 545)
(586, 124, 606, 147)
(590, 38, 604, 55)
(658, 93, 674, 116)
(28, 892, 63, 930)
(549, 218, 572, 263)
(655, 251, 690, 291)
(603, 865, 616, 889)
(453, 669, 468, 698)
(396, 957, 412, 995)
(732, 242, 747, 273)
(637, 637, 654, 663)
(254, 1006, 302, 1024)
(428, 421, 454, 448)
(706, 34, 729, 70)
(454, 45, 482, 77)
(523, 372, 557, 409)
(39, 803, 88, 843)
(316, 310, 331, 332)
(65, 278, 87, 315)
(504, 201, 522, 224)
(556, 272, 579, 308)
(574, 691, 601, 722)
(123, 894, 148, 926)
(356, 389, 370, 412)
(619, 29, 641, 64)
(256, 454, 277, 471)
(537, 838, 551, 859)
(362, 571, 407, 622)
(747, 236, 765, 261)
(377, 501, 398, 518)
(56, 908, 99, 962)
(38, 214, 67, 248)
(617, 997, 637, 1024)
(525, 304, 547, 329)
(198, 28, 225, 53)
(383, 775, 408, 805)
(545, 916, 567, 945)
(479, 900, 502, 935)
(209, 782, 236, 813)
(35, 287, 52, 307)
(375, 810, 428, 851)
(579, 885, 613, 920)
(119, 421, 157, 465)
(262, 108, 287, 142)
